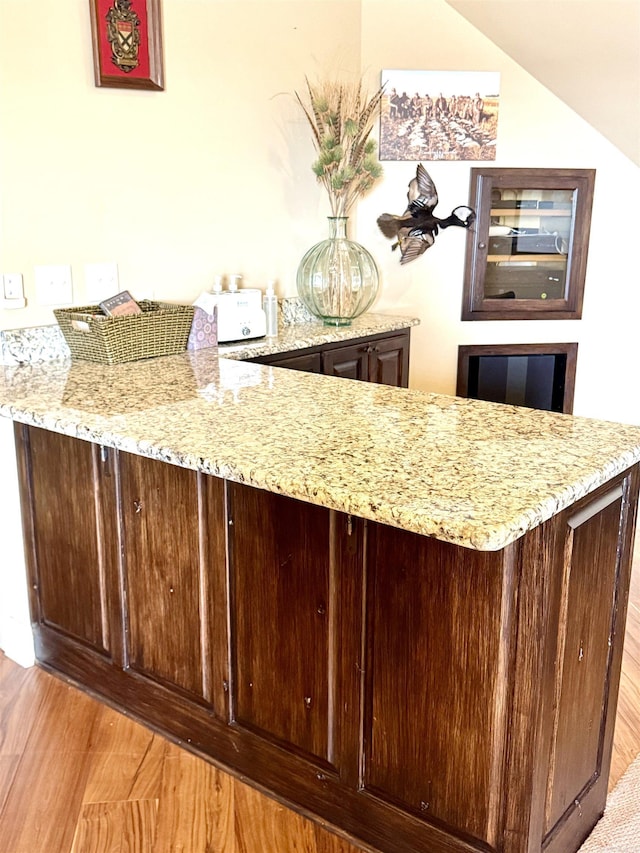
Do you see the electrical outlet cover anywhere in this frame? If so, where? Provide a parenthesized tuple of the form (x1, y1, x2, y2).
(34, 264, 73, 305)
(85, 262, 119, 302)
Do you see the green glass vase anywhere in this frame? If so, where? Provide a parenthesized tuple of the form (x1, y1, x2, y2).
(296, 217, 379, 326)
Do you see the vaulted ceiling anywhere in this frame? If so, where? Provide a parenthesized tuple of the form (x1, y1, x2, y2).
(446, 0, 640, 165)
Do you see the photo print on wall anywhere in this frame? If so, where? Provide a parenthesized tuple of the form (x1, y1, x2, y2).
(379, 70, 500, 161)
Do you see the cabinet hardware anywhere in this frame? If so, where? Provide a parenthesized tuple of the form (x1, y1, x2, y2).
(567, 484, 623, 529)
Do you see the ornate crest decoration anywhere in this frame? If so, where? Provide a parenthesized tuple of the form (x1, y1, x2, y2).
(106, 0, 141, 73)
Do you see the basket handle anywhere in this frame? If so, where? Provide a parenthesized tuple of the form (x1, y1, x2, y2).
(68, 311, 104, 332)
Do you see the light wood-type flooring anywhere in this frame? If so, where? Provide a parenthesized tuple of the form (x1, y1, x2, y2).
(0, 530, 639, 853)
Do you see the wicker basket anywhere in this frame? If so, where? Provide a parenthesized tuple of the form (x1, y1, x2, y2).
(54, 301, 195, 364)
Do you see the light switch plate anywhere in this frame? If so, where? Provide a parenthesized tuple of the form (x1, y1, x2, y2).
(3, 273, 24, 300)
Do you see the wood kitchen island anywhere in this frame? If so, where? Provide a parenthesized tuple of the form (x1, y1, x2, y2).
(2, 346, 640, 853)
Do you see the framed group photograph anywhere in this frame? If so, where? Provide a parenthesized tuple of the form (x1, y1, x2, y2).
(89, 0, 164, 91)
(379, 70, 500, 162)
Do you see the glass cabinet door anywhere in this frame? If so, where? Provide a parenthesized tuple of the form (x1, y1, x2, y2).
(461, 168, 595, 320)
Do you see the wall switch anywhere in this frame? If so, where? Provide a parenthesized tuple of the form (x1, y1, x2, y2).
(85, 262, 119, 302)
(3, 273, 24, 300)
(34, 264, 73, 305)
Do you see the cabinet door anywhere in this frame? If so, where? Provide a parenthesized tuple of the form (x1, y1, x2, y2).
(362, 522, 510, 845)
(322, 341, 369, 381)
(461, 168, 595, 320)
(541, 474, 638, 847)
(119, 452, 227, 712)
(14, 425, 118, 657)
(227, 484, 363, 776)
(368, 333, 410, 387)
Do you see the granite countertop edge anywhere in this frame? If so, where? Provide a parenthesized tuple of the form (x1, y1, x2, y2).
(2, 339, 640, 552)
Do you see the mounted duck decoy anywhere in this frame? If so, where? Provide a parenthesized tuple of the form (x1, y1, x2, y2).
(377, 163, 475, 265)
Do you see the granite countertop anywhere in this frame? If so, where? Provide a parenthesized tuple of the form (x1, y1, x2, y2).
(0, 310, 419, 365)
(2, 345, 640, 551)
(218, 313, 419, 361)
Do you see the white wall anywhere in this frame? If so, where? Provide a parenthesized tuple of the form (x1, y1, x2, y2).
(2, 0, 638, 425)
(359, 0, 640, 424)
(0, 0, 362, 321)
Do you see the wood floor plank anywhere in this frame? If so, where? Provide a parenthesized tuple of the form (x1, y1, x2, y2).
(18, 670, 102, 751)
(0, 755, 19, 814)
(82, 708, 166, 804)
(313, 823, 364, 853)
(0, 655, 47, 755)
(233, 780, 319, 853)
(70, 799, 158, 853)
(0, 748, 92, 853)
(152, 742, 235, 853)
(0, 673, 101, 852)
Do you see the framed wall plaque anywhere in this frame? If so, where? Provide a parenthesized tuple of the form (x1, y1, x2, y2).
(89, 0, 164, 91)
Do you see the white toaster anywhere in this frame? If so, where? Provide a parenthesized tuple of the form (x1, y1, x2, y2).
(214, 288, 267, 343)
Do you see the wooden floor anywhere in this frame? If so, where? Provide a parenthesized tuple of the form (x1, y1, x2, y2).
(1, 531, 639, 853)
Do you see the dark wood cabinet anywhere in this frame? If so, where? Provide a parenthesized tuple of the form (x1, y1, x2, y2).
(259, 350, 322, 373)
(461, 168, 595, 320)
(245, 328, 411, 388)
(321, 340, 370, 381)
(14, 427, 120, 659)
(366, 333, 411, 386)
(118, 452, 228, 709)
(14, 423, 639, 853)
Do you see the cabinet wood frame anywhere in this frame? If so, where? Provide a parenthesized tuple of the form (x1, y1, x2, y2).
(456, 342, 578, 414)
(245, 328, 411, 388)
(461, 168, 595, 321)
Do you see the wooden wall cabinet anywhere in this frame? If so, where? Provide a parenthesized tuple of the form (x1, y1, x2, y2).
(461, 168, 595, 320)
(245, 329, 411, 388)
(14, 423, 639, 853)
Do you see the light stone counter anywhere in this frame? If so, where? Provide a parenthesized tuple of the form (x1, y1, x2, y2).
(0, 310, 419, 365)
(217, 312, 419, 361)
(2, 346, 640, 551)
